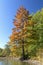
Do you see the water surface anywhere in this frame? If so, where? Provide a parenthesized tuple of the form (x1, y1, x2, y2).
(0, 59, 34, 65)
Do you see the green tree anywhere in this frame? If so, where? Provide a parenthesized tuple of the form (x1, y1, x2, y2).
(32, 9, 43, 49)
(0, 48, 3, 57)
(31, 9, 43, 58)
(5, 44, 11, 56)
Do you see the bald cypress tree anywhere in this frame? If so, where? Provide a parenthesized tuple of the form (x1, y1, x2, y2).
(9, 7, 32, 59)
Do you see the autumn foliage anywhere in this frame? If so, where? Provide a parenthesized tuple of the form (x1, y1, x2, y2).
(9, 7, 33, 59)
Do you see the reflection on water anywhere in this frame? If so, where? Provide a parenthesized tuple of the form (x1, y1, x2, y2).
(0, 59, 33, 65)
(0, 62, 3, 65)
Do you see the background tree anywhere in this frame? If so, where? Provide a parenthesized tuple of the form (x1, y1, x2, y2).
(31, 8, 43, 58)
(0, 48, 3, 57)
(5, 44, 11, 56)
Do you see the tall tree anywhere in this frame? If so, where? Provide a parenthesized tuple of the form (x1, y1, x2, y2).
(9, 7, 32, 59)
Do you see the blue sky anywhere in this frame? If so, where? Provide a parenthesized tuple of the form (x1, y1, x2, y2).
(0, 0, 43, 48)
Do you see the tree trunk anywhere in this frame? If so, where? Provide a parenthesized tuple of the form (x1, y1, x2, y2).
(22, 40, 25, 60)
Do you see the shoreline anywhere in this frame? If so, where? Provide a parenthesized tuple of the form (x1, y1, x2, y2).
(23, 59, 42, 65)
(0, 57, 43, 65)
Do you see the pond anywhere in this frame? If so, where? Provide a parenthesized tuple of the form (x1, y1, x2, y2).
(0, 59, 34, 65)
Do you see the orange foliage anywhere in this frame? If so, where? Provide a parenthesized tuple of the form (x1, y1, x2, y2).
(9, 7, 31, 46)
